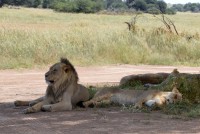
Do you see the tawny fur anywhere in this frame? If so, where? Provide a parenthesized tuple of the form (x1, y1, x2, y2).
(83, 86, 182, 109)
(14, 58, 89, 114)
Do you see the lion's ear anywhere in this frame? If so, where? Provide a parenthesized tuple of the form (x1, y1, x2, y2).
(62, 64, 70, 73)
(172, 87, 180, 94)
(174, 94, 178, 99)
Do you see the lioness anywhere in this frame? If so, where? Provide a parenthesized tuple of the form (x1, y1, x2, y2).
(83, 86, 182, 109)
(14, 58, 89, 114)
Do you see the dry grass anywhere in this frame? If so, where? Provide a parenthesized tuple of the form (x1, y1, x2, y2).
(0, 7, 200, 69)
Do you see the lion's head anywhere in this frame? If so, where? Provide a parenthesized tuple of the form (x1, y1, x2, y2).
(45, 58, 78, 86)
(166, 86, 182, 104)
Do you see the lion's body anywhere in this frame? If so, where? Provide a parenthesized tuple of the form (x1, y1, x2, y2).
(83, 87, 182, 109)
(14, 58, 89, 114)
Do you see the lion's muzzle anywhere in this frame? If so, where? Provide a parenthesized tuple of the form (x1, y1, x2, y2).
(45, 73, 54, 84)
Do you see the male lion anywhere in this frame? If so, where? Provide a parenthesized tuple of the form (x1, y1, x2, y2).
(83, 86, 182, 109)
(14, 58, 89, 114)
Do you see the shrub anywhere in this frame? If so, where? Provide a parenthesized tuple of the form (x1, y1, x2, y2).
(166, 8, 176, 15)
(53, 1, 77, 12)
(0, 0, 3, 7)
(147, 7, 160, 14)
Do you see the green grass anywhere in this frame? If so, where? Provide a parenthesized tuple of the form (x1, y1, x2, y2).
(0, 8, 200, 69)
(87, 86, 98, 99)
(162, 101, 200, 118)
(87, 84, 200, 118)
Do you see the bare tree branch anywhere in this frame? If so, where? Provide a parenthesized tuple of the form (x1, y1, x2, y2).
(153, 14, 179, 35)
(125, 14, 141, 32)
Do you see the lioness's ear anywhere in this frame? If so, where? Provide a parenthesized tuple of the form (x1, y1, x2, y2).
(62, 64, 70, 73)
(174, 94, 178, 99)
(172, 87, 180, 93)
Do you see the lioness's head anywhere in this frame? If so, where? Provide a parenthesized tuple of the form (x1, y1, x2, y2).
(45, 58, 78, 85)
(166, 86, 182, 104)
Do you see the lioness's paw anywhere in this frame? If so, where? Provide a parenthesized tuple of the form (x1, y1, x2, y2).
(134, 104, 142, 109)
(145, 100, 156, 107)
(82, 102, 88, 108)
(41, 105, 52, 112)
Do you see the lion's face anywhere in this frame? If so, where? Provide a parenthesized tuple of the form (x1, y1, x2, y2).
(166, 87, 182, 104)
(172, 87, 182, 103)
(45, 63, 69, 85)
(172, 92, 182, 103)
(166, 93, 182, 104)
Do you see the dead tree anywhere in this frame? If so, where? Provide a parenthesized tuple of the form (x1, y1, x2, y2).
(153, 14, 179, 35)
(125, 14, 141, 32)
(120, 73, 170, 86)
(120, 69, 200, 103)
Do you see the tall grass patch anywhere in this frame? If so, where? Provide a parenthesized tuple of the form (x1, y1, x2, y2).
(0, 8, 200, 69)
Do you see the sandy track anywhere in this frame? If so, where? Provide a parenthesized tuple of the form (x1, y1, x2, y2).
(0, 65, 200, 133)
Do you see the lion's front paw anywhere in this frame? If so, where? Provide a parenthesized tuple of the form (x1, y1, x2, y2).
(29, 101, 37, 107)
(41, 105, 52, 112)
(145, 100, 156, 107)
(14, 100, 21, 107)
(22, 108, 32, 114)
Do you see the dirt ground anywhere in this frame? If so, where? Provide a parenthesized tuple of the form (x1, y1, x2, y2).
(0, 65, 200, 134)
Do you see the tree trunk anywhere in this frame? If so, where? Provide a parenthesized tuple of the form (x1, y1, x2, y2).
(120, 69, 200, 103)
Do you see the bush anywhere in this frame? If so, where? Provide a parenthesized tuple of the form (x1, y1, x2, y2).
(53, 1, 77, 12)
(91, 0, 104, 12)
(42, 0, 50, 8)
(75, 0, 94, 13)
(52, 0, 103, 13)
(133, 0, 147, 11)
(156, 1, 167, 13)
(25, 0, 41, 8)
(0, 0, 3, 7)
(147, 7, 160, 14)
(107, 0, 128, 10)
(166, 8, 176, 15)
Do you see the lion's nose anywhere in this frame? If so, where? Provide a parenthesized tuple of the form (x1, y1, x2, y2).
(45, 73, 48, 78)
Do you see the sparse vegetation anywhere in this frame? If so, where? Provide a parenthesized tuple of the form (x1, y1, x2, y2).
(88, 86, 98, 99)
(0, 8, 200, 69)
(172, 3, 200, 13)
(1, 0, 174, 14)
(88, 82, 200, 118)
(162, 101, 200, 118)
(86, 68, 200, 118)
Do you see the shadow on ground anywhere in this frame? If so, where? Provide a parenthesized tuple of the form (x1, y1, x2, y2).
(0, 102, 200, 134)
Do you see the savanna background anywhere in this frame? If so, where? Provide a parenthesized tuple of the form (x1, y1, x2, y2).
(0, 0, 200, 125)
(0, 0, 200, 69)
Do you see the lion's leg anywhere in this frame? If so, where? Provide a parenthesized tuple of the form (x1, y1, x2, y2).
(14, 100, 30, 106)
(134, 99, 146, 109)
(42, 101, 72, 112)
(145, 100, 156, 107)
(14, 97, 44, 107)
(82, 100, 95, 108)
(83, 94, 112, 108)
(23, 97, 51, 114)
(83, 97, 105, 108)
(42, 94, 73, 112)
(154, 97, 166, 107)
(23, 101, 44, 114)
(29, 97, 44, 106)
(93, 99, 111, 107)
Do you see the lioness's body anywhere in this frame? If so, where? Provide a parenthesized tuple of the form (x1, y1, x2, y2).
(14, 58, 89, 114)
(83, 87, 182, 108)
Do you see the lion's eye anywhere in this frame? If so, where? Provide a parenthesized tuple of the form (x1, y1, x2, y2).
(53, 69, 57, 72)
